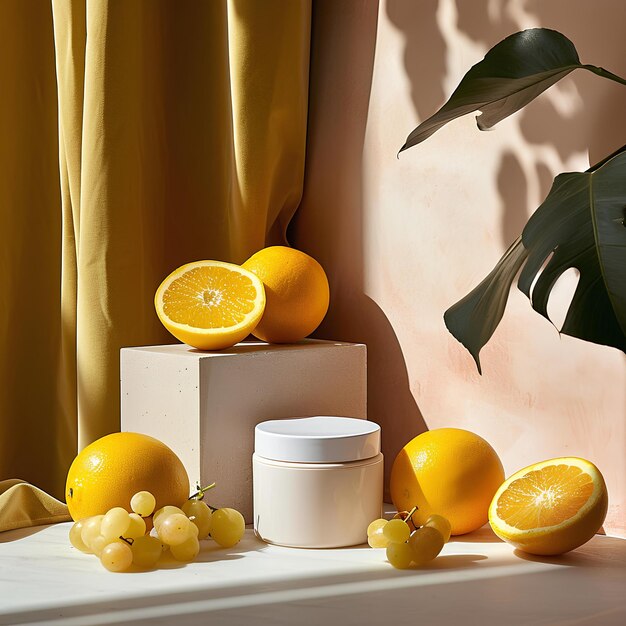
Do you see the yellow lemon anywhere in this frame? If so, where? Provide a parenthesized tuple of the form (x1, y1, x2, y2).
(489, 457, 608, 555)
(242, 246, 330, 343)
(155, 260, 265, 350)
(66, 432, 190, 521)
(390, 428, 505, 535)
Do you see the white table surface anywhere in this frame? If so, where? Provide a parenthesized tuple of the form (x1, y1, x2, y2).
(1, 522, 625, 626)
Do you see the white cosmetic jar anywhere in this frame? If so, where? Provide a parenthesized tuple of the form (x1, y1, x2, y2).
(253, 416, 383, 548)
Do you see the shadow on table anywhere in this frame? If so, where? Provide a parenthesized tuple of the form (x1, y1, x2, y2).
(418, 554, 487, 570)
(1, 551, 498, 625)
(4, 533, 625, 625)
(193, 539, 263, 563)
(513, 535, 626, 570)
(127, 535, 267, 573)
(449, 526, 502, 544)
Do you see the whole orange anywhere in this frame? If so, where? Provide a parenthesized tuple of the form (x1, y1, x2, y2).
(65, 432, 190, 521)
(390, 428, 505, 535)
(242, 246, 330, 343)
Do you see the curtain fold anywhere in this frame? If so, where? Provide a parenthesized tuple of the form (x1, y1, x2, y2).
(0, 0, 311, 501)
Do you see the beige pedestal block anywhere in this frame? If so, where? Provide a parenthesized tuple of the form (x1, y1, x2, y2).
(120, 340, 367, 522)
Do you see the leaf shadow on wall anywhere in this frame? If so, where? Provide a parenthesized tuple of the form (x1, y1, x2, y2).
(523, 0, 626, 164)
(497, 151, 529, 250)
(456, 0, 626, 245)
(386, 0, 446, 124)
(290, 0, 426, 498)
(389, 0, 622, 252)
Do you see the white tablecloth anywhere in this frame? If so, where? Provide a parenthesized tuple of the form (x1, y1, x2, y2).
(1, 523, 625, 625)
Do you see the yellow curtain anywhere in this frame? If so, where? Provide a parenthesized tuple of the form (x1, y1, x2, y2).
(0, 0, 311, 502)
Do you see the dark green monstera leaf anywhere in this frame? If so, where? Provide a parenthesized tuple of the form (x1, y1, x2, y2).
(402, 27, 626, 371)
(518, 149, 626, 350)
(400, 28, 626, 152)
(443, 238, 528, 374)
(444, 148, 626, 372)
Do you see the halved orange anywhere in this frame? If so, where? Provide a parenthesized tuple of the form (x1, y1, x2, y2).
(155, 261, 265, 350)
(488, 457, 608, 555)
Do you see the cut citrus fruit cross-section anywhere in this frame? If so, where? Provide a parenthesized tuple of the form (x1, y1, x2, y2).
(155, 261, 265, 350)
(488, 457, 608, 555)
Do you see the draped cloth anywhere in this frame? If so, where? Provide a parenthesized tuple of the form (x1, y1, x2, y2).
(0, 480, 70, 534)
(0, 0, 311, 505)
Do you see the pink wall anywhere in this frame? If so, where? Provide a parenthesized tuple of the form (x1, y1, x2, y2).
(292, 0, 626, 536)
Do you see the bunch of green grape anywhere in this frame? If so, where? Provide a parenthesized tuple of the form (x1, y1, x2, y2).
(68, 490, 245, 572)
(367, 510, 451, 569)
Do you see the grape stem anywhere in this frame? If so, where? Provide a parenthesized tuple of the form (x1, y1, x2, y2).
(189, 482, 216, 501)
(394, 506, 419, 531)
(406, 506, 418, 530)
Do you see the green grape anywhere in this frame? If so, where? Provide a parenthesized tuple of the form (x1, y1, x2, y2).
(125, 513, 147, 539)
(81, 515, 104, 549)
(153, 505, 184, 530)
(383, 519, 411, 544)
(148, 526, 170, 551)
(367, 527, 390, 548)
(130, 491, 156, 517)
(170, 535, 200, 562)
(182, 500, 212, 539)
(158, 513, 192, 546)
(386, 542, 413, 569)
(188, 521, 199, 538)
(90, 535, 107, 557)
(409, 526, 444, 565)
(131, 535, 163, 568)
(210, 508, 245, 548)
(69, 520, 91, 553)
(100, 541, 133, 572)
(425, 514, 451, 543)
(101, 507, 131, 541)
(366, 518, 387, 537)
(90, 534, 122, 557)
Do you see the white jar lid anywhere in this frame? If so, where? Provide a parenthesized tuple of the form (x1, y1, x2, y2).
(254, 416, 381, 463)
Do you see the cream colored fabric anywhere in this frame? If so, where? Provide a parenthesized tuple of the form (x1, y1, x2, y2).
(0, 481, 70, 533)
(0, 0, 311, 505)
